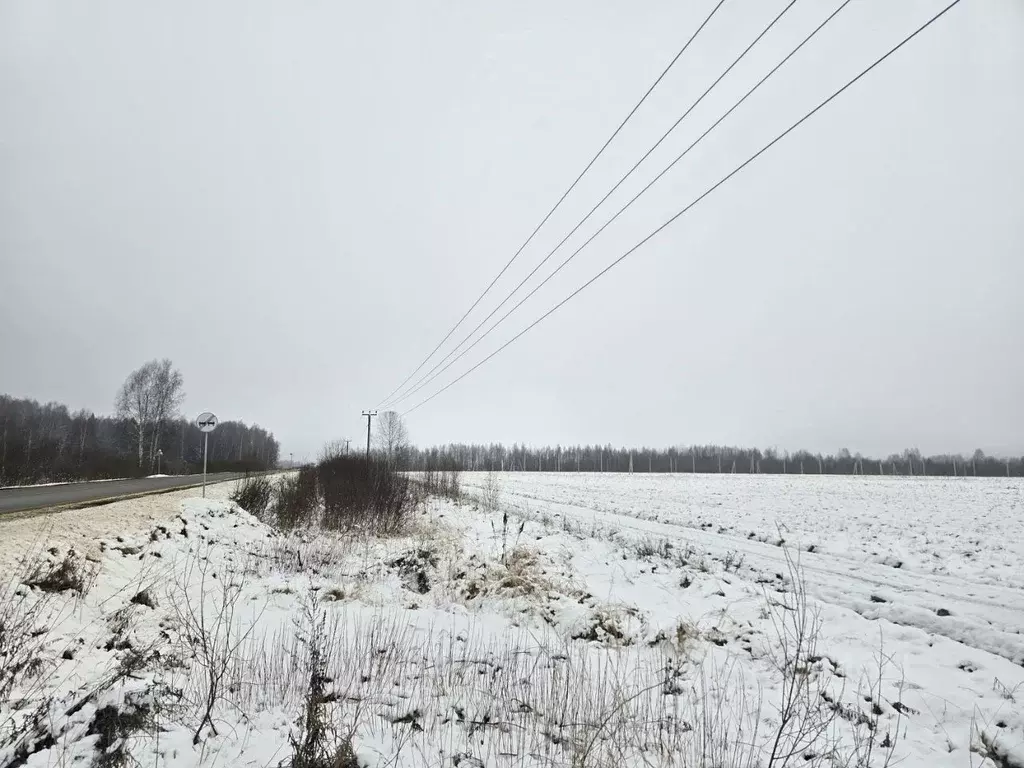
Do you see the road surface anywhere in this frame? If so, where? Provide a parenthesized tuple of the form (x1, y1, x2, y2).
(0, 474, 243, 516)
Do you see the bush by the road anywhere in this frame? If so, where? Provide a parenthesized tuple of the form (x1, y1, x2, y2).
(264, 456, 417, 536)
(230, 475, 274, 519)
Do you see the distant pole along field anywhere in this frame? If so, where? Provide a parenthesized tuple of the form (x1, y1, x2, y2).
(362, 411, 377, 460)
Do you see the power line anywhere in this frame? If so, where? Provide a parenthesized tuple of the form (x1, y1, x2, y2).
(381, 0, 801, 411)
(387, 0, 850, 409)
(402, 0, 964, 417)
(374, 0, 729, 409)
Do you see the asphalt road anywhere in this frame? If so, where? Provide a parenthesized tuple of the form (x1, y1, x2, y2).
(0, 473, 243, 516)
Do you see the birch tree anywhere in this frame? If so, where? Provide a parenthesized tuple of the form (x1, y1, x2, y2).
(115, 359, 184, 468)
(149, 360, 185, 469)
(376, 411, 409, 468)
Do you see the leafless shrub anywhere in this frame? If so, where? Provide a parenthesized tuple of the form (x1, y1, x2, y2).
(0, 545, 71, 708)
(268, 454, 417, 536)
(723, 550, 745, 573)
(686, 655, 763, 768)
(286, 595, 359, 768)
(274, 470, 320, 531)
(231, 474, 274, 519)
(1, 600, 46, 703)
(840, 631, 906, 768)
(318, 456, 415, 535)
(170, 547, 263, 744)
(420, 453, 462, 500)
(763, 547, 841, 767)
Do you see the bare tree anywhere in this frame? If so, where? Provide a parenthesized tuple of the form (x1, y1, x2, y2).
(116, 364, 155, 467)
(319, 439, 348, 463)
(115, 359, 184, 468)
(375, 411, 409, 468)
(148, 360, 184, 469)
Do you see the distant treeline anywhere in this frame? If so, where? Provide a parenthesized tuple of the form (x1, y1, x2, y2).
(405, 443, 1023, 478)
(1, 391, 279, 485)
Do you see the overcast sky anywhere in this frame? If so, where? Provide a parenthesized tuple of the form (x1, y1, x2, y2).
(2, 0, 1022, 461)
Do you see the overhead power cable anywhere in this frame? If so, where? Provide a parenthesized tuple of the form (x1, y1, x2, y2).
(402, 0, 964, 417)
(386, 0, 846, 410)
(381, 0, 801, 411)
(374, 0, 728, 409)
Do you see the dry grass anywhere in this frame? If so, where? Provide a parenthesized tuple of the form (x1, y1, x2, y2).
(24, 549, 95, 595)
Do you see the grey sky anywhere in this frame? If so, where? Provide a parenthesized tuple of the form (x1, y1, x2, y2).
(2, 0, 1022, 461)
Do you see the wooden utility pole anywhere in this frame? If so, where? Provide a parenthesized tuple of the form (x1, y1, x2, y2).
(362, 411, 377, 460)
(344, 438, 351, 455)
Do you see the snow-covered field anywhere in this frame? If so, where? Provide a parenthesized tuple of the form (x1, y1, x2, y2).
(464, 473, 1024, 659)
(1, 472, 1021, 767)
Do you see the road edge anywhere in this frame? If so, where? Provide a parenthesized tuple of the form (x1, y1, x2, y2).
(0, 477, 242, 523)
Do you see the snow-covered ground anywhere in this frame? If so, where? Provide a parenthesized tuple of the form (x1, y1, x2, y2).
(0, 472, 1021, 767)
(463, 472, 1024, 762)
(462, 473, 1024, 660)
(466, 473, 1024, 588)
